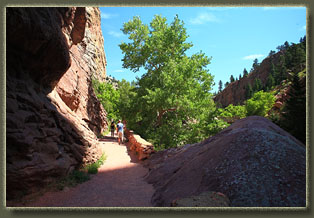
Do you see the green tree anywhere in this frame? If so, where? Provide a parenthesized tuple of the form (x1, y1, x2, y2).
(268, 50, 276, 57)
(274, 55, 287, 84)
(281, 72, 306, 144)
(243, 68, 248, 77)
(218, 104, 246, 123)
(245, 90, 276, 117)
(283, 41, 290, 50)
(230, 75, 235, 83)
(253, 78, 263, 92)
(285, 43, 306, 72)
(270, 62, 276, 77)
(251, 58, 259, 72)
(224, 81, 229, 88)
(218, 80, 223, 92)
(93, 79, 120, 121)
(245, 84, 253, 99)
(265, 73, 275, 91)
(119, 15, 215, 148)
(116, 79, 137, 121)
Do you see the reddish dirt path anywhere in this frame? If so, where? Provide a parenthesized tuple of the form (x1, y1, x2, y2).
(24, 135, 155, 207)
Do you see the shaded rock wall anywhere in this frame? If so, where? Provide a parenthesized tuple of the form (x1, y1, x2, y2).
(6, 7, 107, 200)
(144, 116, 306, 207)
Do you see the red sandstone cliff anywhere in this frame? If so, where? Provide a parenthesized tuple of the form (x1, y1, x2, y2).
(6, 7, 108, 200)
(214, 52, 282, 107)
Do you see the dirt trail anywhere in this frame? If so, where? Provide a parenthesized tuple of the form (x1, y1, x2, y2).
(24, 135, 155, 207)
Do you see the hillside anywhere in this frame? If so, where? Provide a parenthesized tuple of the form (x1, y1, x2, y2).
(214, 39, 306, 107)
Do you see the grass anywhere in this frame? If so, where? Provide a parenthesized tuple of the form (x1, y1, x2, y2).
(56, 170, 90, 190)
(84, 153, 107, 174)
(56, 153, 107, 189)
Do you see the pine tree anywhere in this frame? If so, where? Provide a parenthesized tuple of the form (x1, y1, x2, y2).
(275, 55, 287, 84)
(243, 68, 248, 77)
(266, 74, 275, 91)
(268, 50, 276, 57)
(284, 41, 290, 50)
(239, 73, 242, 80)
(251, 58, 259, 72)
(230, 75, 235, 83)
(218, 80, 223, 92)
(225, 82, 229, 88)
(281, 72, 306, 144)
(253, 78, 262, 92)
(245, 84, 253, 99)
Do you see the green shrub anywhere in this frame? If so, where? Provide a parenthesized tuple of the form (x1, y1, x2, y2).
(86, 163, 98, 174)
(70, 170, 90, 183)
(245, 90, 276, 117)
(84, 153, 106, 174)
(56, 170, 90, 190)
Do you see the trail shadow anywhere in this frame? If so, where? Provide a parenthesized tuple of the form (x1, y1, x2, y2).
(99, 135, 117, 142)
(13, 162, 155, 207)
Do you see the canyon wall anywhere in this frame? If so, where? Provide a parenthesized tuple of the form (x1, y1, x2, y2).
(213, 52, 282, 107)
(6, 7, 108, 200)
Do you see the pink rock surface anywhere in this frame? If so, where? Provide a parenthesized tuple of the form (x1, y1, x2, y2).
(144, 116, 305, 207)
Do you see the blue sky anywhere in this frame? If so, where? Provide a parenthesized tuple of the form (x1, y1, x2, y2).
(99, 7, 306, 93)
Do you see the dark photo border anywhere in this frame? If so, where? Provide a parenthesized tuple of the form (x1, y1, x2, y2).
(0, 0, 312, 217)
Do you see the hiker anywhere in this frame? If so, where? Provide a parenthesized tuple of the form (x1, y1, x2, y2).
(116, 120, 124, 145)
(110, 120, 115, 137)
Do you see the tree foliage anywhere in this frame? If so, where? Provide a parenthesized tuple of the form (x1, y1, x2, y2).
(230, 75, 235, 83)
(243, 68, 248, 77)
(218, 104, 246, 123)
(92, 79, 120, 121)
(281, 72, 306, 144)
(218, 80, 223, 92)
(245, 91, 276, 117)
(119, 15, 215, 149)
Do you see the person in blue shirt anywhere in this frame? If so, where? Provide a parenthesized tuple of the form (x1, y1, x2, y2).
(116, 120, 124, 145)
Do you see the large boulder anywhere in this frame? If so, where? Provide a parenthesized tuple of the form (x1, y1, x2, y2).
(144, 116, 306, 207)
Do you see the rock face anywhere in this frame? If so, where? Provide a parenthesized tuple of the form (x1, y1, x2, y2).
(124, 129, 155, 161)
(144, 116, 306, 207)
(171, 191, 230, 207)
(6, 7, 108, 200)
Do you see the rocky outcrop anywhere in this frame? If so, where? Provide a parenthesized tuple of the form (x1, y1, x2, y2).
(144, 116, 306, 207)
(214, 52, 286, 107)
(6, 7, 107, 200)
(55, 7, 107, 134)
(125, 129, 155, 161)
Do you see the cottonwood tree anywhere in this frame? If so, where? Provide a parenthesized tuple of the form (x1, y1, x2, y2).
(119, 15, 215, 148)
